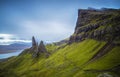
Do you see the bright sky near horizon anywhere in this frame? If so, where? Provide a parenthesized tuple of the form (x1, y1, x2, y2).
(0, 0, 120, 44)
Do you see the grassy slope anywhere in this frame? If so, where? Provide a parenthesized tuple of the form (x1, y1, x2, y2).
(0, 39, 120, 77)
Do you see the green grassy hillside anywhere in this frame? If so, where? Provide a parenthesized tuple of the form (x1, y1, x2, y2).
(0, 39, 119, 77)
(0, 8, 120, 77)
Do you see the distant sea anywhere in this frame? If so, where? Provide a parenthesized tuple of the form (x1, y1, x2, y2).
(0, 50, 23, 59)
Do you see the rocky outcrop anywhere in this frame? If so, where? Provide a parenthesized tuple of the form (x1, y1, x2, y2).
(32, 36, 37, 47)
(29, 36, 37, 53)
(69, 8, 120, 44)
(31, 37, 49, 58)
(38, 41, 47, 53)
(32, 42, 39, 58)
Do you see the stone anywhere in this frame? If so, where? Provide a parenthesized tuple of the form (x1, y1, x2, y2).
(32, 36, 37, 47)
(29, 36, 37, 53)
(32, 42, 39, 58)
(38, 41, 47, 53)
(32, 40, 50, 58)
(69, 8, 120, 43)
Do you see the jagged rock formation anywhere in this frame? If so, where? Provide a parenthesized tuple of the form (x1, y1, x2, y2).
(29, 36, 37, 53)
(0, 8, 120, 77)
(32, 42, 39, 58)
(32, 36, 37, 47)
(31, 37, 49, 58)
(38, 41, 47, 53)
(68, 8, 120, 67)
(69, 8, 120, 44)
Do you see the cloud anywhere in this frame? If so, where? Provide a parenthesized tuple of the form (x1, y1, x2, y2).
(21, 20, 71, 33)
(19, 19, 74, 41)
(0, 37, 4, 40)
(0, 34, 14, 39)
(0, 0, 78, 42)
(0, 34, 31, 45)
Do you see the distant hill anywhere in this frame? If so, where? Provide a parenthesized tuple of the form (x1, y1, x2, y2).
(0, 8, 120, 77)
(0, 42, 31, 54)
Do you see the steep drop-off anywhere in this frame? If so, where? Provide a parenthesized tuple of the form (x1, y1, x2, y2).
(69, 8, 120, 43)
(0, 8, 120, 77)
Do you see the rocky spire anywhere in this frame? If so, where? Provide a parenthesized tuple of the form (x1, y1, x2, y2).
(33, 42, 39, 57)
(38, 41, 47, 53)
(31, 38, 49, 58)
(32, 36, 37, 47)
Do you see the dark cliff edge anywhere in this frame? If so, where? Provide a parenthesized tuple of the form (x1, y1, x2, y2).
(0, 8, 120, 77)
(69, 8, 120, 44)
(68, 8, 120, 66)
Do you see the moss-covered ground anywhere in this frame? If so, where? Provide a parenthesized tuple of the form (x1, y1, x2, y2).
(0, 39, 120, 77)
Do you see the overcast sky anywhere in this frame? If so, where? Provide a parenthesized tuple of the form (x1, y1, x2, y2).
(0, 0, 120, 44)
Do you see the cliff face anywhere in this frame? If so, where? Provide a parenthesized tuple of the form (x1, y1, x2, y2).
(69, 9, 120, 43)
(0, 8, 120, 77)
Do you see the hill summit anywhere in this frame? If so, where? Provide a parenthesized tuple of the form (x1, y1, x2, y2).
(0, 8, 120, 77)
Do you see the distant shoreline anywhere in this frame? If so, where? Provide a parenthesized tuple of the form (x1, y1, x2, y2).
(0, 50, 23, 59)
(0, 50, 20, 54)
